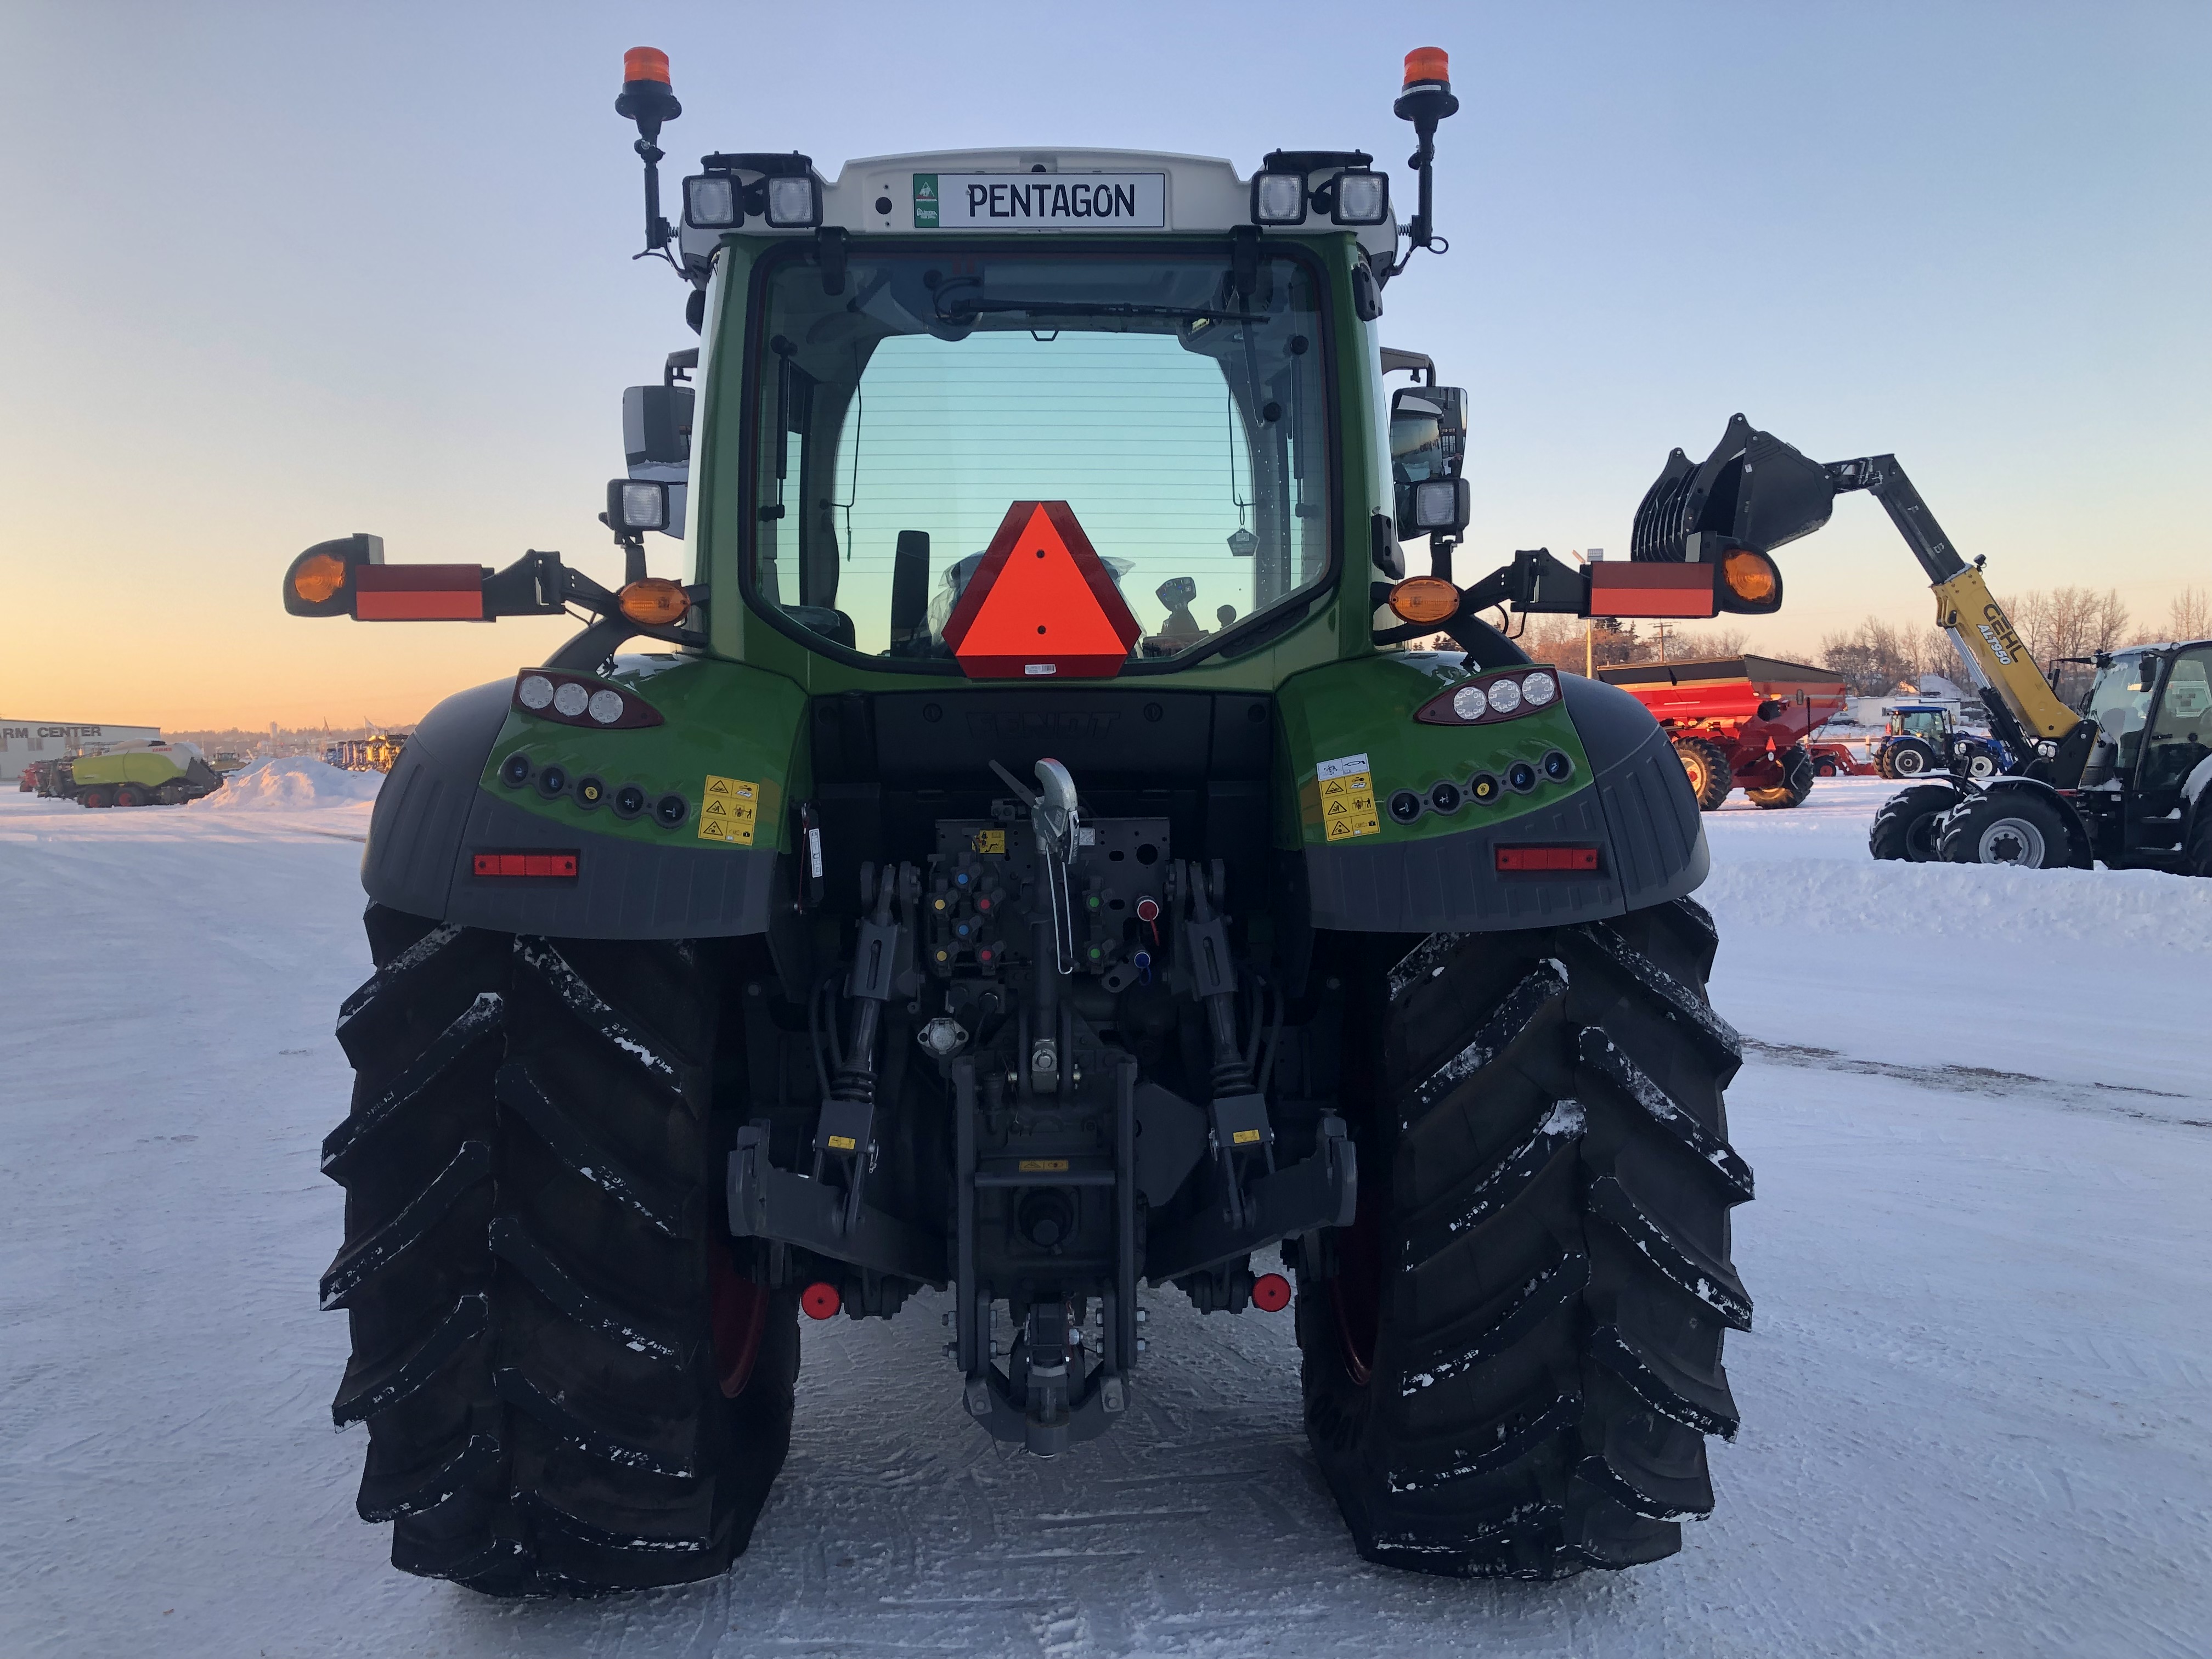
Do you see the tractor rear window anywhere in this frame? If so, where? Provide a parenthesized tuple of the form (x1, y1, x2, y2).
(742, 244, 1332, 666)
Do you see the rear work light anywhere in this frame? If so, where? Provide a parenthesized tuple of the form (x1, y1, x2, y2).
(1330, 168, 1390, 225)
(1496, 844, 1600, 873)
(764, 175, 821, 228)
(472, 851, 580, 879)
(511, 670, 664, 729)
(1251, 171, 1307, 225)
(683, 173, 738, 227)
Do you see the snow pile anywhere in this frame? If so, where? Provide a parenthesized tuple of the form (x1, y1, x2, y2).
(191, 756, 385, 810)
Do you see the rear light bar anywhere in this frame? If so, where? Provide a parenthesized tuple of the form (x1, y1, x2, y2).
(1496, 844, 1600, 873)
(1415, 665, 1561, 726)
(512, 670, 663, 729)
(472, 851, 580, 879)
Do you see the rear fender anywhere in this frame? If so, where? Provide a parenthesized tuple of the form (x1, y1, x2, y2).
(1279, 656, 1707, 933)
(363, 657, 806, 937)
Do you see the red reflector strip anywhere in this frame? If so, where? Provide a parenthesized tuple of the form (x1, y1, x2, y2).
(354, 563, 485, 621)
(1589, 562, 1716, 619)
(1496, 844, 1600, 873)
(472, 851, 579, 878)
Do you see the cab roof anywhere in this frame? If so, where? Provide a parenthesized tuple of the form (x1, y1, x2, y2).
(676, 146, 1398, 266)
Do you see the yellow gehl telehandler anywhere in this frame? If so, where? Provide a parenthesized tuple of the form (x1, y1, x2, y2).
(1631, 417, 2211, 874)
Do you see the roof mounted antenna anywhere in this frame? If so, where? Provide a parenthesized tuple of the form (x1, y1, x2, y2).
(1392, 47, 1459, 271)
(616, 47, 682, 266)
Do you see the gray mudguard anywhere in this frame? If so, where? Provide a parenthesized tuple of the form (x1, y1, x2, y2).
(360, 679, 780, 936)
(1304, 674, 1708, 933)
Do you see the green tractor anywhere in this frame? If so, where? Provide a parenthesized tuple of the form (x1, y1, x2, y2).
(285, 47, 1794, 1594)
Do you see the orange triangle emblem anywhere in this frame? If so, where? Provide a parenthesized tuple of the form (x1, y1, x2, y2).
(941, 501, 1142, 680)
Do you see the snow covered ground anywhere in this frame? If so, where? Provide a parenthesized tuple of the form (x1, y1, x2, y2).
(1, 777, 2206, 1658)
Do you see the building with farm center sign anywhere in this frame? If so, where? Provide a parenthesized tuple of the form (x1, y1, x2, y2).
(0, 719, 160, 783)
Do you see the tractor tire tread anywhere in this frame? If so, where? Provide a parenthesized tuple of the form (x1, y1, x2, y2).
(1301, 900, 1751, 1579)
(324, 907, 797, 1598)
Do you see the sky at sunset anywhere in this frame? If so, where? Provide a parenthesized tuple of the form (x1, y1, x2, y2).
(2, 1, 2206, 730)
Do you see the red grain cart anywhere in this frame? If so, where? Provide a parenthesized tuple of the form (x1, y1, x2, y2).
(1596, 654, 1851, 810)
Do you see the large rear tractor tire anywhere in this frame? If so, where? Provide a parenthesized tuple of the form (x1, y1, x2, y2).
(323, 906, 797, 1596)
(1868, 784, 1959, 863)
(1937, 792, 2071, 869)
(1300, 900, 1752, 1579)
(1745, 744, 1816, 810)
(1881, 738, 1937, 780)
(1672, 738, 1733, 812)
(2184, 800, 2212, 878)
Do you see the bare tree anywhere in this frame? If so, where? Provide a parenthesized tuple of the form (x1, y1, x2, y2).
(1819, 617, 1925, 696)
(2163, 586, 2210, 642)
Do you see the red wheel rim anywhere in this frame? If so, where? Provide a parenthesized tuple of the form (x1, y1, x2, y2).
(1331, 1183, 1383, 1386)
(709, 1245, 769, 1399)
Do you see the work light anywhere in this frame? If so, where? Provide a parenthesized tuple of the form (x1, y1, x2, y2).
(684, 174, 738, 228)
(1331, 169, 1389, 225)
(1411, 477, 1470, 534)
(765, 175, 821, 228)
(1251, 171, 1307, 225)
(610, 479, 669, 533)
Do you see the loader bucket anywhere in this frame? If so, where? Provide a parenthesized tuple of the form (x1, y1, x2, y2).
(1632, 414, 1835, 562)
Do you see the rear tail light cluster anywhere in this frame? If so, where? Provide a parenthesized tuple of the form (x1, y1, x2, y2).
(512, 670, 662, 729)
(1414, 667, 1561, 726)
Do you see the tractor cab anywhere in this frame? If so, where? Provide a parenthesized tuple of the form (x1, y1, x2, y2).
(2074, 641, 2212, 864)
(1885, 704, 1954, 742)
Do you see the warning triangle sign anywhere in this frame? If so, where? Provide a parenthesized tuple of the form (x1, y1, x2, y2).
(941, 501, 1142, 680)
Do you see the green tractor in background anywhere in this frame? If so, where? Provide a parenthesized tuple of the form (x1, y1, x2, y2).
(285, 47, 1801, 1595)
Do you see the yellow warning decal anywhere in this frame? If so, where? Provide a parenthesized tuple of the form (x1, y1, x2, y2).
(973, 828, 1007, 855)
(1316, 759, 1380, 840)
(1232, 1128, 1264, 1145)
(826, 1134, 857, 1152)
(1017, 1158, 1070, 1172)
(698, 775, 758, 845)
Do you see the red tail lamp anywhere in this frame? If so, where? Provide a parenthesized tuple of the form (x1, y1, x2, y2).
(800, 1281, 843, 1320)
(1496, 845, 1600, 873)
(1252, 1273, 1293, 1312)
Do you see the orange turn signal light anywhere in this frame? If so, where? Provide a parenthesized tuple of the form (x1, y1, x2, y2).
(1387, 575, 1461, 625)
(290, 552, 348, 605)
(623, 47, 670, 86)
(1403, 46, 1451, 88)
(618, 578, 691, 627)
(1722, 549, 1778, 605)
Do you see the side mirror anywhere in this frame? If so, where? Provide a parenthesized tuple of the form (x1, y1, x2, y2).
(1392, 384, 1470, 538)
(623, 385, 694, 467)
